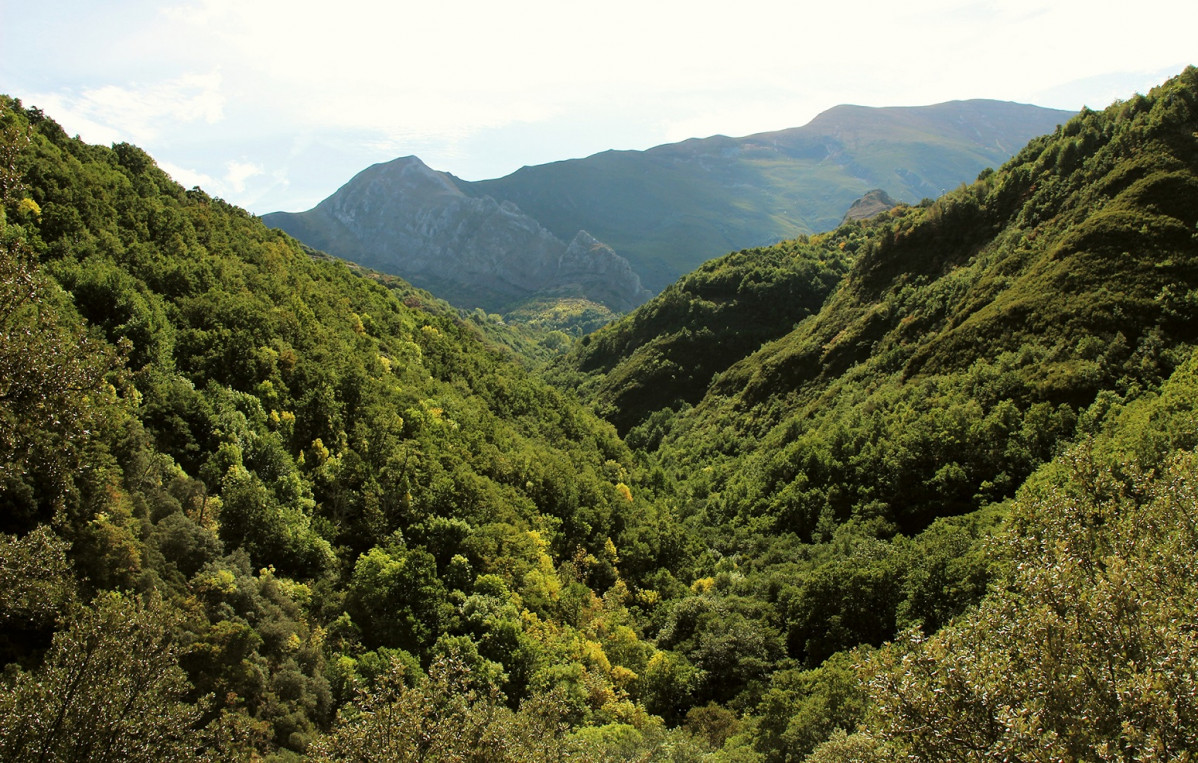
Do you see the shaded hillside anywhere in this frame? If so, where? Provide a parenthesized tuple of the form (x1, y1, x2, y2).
(463, 100, 1075, 291)
(559, 238, 854, 434)
(645, 68, 1198, 541)
(264, 156, 649, 315)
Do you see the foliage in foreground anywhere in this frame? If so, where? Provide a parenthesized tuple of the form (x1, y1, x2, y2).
(815, 348, 1198, 760)
(0, 94, 686, 759)
(1, 67, 1198, 761)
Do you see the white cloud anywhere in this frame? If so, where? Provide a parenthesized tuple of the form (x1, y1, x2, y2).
(1026, 65, 1193, 112)
(224, 161, 264, 194)
(157, 161, 218, 191)
(5, 0, 1195, 214)
(25, 71, 224, 146)
(157, 158, 269, 203)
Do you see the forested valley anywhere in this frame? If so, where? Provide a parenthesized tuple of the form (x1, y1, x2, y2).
(1, 67, 1197, 761)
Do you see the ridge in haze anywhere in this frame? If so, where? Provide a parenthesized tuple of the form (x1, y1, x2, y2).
(266, 99, 1075, 313)
(462, 99, 1077, 291)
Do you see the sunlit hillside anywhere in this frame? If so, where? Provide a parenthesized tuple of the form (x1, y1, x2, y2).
(2, 67, 1197, 760)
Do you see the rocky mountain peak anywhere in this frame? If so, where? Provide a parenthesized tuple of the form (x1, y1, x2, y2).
(264, 159, 648, 314)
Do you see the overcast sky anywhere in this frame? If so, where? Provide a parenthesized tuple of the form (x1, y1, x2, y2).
(1, 0, 1193, 214)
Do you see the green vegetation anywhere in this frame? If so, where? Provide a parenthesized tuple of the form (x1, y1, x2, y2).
(838, 348, 1198, 760)
(559, 239, 852, 434)
(0, 96, 672, 759)
(501, 295, 617, 337)
(612, 69, 1198, 546)
(464, 100, 1074, 291)
(559, 66, 1198, 759)
(3, 66, 1198, 761)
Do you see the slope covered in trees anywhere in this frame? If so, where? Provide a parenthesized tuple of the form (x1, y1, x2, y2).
(556, 66, 1198, 758)
(558, 239, 852, 434)
(578, 66, 1198, 543)
(2, 66, 1198, 761)
(0, 96, 687, 759)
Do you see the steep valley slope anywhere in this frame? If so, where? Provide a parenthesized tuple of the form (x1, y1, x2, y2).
(3, 67, 1198, 761)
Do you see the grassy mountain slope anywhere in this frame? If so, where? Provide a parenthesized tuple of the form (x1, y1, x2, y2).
(462, 100, 1075, 291)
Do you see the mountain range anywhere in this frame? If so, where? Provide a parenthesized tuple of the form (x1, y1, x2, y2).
(263, 156, 651, 314)
(4, 66, 1197, 761)
(266, 99, 1075, 315)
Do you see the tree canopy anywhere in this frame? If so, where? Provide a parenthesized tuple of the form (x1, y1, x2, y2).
(2, 66, 1198, 760)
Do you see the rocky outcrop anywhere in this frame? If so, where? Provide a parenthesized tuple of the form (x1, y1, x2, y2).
(263, 156, 649, 313)
(841, 189, 900, 223)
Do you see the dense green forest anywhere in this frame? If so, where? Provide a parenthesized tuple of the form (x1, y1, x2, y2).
(2, 66, 1197, 761)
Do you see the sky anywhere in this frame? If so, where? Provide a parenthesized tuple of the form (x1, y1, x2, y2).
(1, 0, 1193, 215)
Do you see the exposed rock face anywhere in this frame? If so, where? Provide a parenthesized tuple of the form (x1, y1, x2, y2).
(264, 156, 650, 313)
(558, 231, 647, 309)
(841, 189, 901, 223)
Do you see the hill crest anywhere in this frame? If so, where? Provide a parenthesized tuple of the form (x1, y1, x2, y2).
(461, 99, 1075, 291)
(264, 156, 650, 314)
(267, 100, 1074, 310)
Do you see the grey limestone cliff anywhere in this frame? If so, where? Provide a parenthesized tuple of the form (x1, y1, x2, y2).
(841, 189, 901, 223)
(264, 156, 650, 313)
